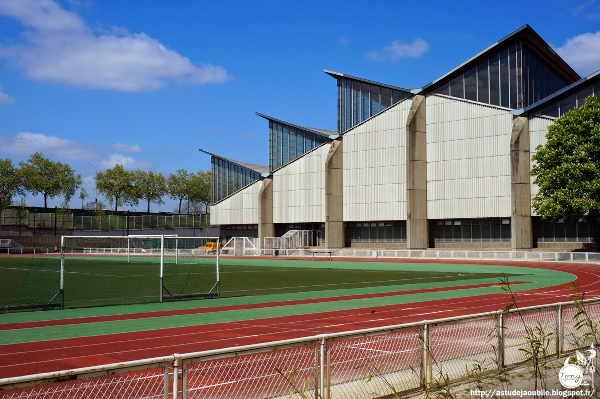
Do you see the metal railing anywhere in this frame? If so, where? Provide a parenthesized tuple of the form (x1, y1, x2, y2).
(242, 247, 600, 264)
(1, 298, 598, 398)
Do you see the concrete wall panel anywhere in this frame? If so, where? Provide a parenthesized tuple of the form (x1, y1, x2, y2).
(210, 179, 261, 225)
(426, 95, 512, 219)
(273, 143, 329, 223)
(343, 99, 411, 221)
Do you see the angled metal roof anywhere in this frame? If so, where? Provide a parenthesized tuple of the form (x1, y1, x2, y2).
(323, 69, 414, 93)
(198, 149, 269, 174)
(255, 112, 337, 138)
(418, 24, 581, 94)
(512, 69, 600, 115)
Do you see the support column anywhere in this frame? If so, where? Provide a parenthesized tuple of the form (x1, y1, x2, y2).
(325, 139, 344, 248)
(258, 176, 274, 247)
(511, 116, 532, 250)
(406, 94, 428, 249)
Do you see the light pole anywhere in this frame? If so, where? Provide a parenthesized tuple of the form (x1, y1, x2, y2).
(89, 160, 98, 210)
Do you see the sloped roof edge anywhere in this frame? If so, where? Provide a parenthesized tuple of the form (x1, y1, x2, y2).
(198, 148, 269, 174)
(323, 69, 413, 93)
(255, 112, 336, 138)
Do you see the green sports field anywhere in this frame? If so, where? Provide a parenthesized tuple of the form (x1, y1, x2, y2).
(0, 255, 545, 311)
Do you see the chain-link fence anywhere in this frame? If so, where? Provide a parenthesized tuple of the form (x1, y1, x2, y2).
(0, 209, 210, 233)
(1, 299, 599, 398)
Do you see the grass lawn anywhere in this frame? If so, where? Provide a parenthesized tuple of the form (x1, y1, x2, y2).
(0, 255, 517, 310)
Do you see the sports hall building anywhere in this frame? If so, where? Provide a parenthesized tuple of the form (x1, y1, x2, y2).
(201, 25, 600, 250)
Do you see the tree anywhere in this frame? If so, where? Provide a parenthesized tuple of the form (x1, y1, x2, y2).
(134, 170, 167, 213)
(0, 157, 23, 211)
(167, 169, 191, 214)
(530, 95, 600, 244)
(79, 188, 88, 210)
(17, 152, 82, 209)
(96, 164, 139, 212)
(188, 171, 212, 214)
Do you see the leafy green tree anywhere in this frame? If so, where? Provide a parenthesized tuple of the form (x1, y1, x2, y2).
(530, 95, 600, 244)
(134, 170, 167, 213)
(96, 164, 139, 212)
(188, 170, 212, 214)
(79, 188, 88, 210)
(167, 169, 191, 214)
(17, 152, 82, 209)
(0, 157, 23, 211)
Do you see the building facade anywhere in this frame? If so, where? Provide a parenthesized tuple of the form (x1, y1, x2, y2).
(204, 25, 599, 250)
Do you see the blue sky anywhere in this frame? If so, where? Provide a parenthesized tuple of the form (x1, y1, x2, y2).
(0, 0, 599, 211)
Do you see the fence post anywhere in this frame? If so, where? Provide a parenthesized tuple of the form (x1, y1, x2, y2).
(497, 313, 505, 370)
(172, 355, 179, 399)
(557, 305, 563, 357)
(421, 323, 430, 389)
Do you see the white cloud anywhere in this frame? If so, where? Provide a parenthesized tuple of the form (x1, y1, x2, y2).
(0, 132, 98, 160)
(99, 154, 152, 170)
(110, 143, 143, 153)
(555, 31, 600, 77)
(0, 84, 14, 104)
(366, 38, 429, 62)
(0, 0, 232, 91)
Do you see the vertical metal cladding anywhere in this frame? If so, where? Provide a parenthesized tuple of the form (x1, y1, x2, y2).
(272, 143, 329, 223)
(209, 179, 262, 225)
(342, 100, 411, 221)
(426, 95, 513, 219)
(529, 116, 555, 215)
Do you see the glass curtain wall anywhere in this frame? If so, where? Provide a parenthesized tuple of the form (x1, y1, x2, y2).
(434, 41, 570, 109)
(537, 81, 600, 118)
(211, 158, 261, 203)
(268, 121, 329, 171)
(337, 78, 411, 133)
(344, 221, 407, 245)
(429, 218, 511, 245)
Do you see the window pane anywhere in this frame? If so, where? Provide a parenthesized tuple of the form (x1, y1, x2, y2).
(509, 45, 518, 108)
(489, 54, 500, 105)
(540, 102, 559, 118)
(477, 61, 489, 103)
(577, 85, 594, 107)
(559, 94, 577, 116)
(282, 126, 289, 165)
(289, 127, 296, 161)
(464, 67, 477, 101)
(392, 90, 407, 105)
(277, 124, 283, 169)
(437, 82, 450, 95)
(381, 87, 392, 110)
(500, 49, 509, 108)
(345, 80, 352, 131)
(353, 81, 360, 126)
(296, 130, 304, 157)
(370, 85, 380, 116)
(362, 83, 370, 121)
(450, 75, 464, 98)
(340, 80, 346, 132)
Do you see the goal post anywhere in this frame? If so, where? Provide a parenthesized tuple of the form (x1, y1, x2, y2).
(6, 234, 221, 311)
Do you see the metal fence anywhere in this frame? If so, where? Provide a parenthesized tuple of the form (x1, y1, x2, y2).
(1, 299, 598, 398)
(0, 209, 210, 232)
(253, 247, 600, 264)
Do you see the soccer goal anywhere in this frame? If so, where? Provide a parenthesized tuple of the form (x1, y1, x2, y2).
(7, 235, 221, 310)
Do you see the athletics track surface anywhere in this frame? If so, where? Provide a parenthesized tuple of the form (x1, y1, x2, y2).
(0, 258, 599, 380)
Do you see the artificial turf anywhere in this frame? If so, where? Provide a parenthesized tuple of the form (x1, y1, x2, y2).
(0, 255, 524, 310)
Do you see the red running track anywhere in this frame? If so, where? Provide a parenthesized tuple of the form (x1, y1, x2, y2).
(1, 260, 599, 379)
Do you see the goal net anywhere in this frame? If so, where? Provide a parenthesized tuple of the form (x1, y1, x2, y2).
(6, 235, 220, 310)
